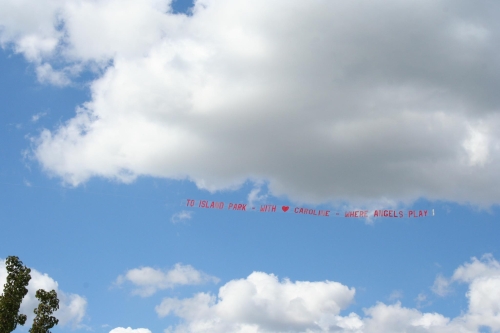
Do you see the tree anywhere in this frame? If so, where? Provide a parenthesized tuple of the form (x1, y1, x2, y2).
(0, 256, 31, 333)
(29, 290, 59, 333)
(0, 256, 60, 333)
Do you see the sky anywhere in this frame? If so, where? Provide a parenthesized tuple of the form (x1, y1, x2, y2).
(1, 0, 500, 332)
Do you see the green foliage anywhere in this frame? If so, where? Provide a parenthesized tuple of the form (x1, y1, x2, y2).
(29, 290, 59, 333)
(0, 256, 31, 333)
(0, 256, 60, 333)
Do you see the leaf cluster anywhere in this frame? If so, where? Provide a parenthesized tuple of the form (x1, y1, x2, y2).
(29, 290, 59, 333)
(0, 256, 31, 333)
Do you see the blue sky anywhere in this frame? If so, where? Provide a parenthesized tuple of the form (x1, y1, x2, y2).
(2, 1, 500, 333)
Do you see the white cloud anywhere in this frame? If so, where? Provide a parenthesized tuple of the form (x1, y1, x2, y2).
(0, 258, 87, 328)
(432, 274, 451, 297)
(2, 0, 500, 205)
(35, 63, 71, 87)
(157, 255, 500, 333)
(56, 292, 87, 328)
(156, 271, 359, 333)
(415, 293, 432, 309)
(116, 263, 219, 297)
(109, 327, 152, 333)
(247, 183, 268, 209)
(452, 254, 500, 283)
(171, 210, 193, 223)
(463, 123, 491, 167)
(362, 302, 452, 333)
(432, 254, 500, 297)
(388, 290, 403, 301)
(31, 112, 47, 122)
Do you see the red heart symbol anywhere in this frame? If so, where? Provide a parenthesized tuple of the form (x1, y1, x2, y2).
(282, 206, 289, 212)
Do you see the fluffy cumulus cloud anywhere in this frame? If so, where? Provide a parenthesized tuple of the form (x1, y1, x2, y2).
(155, 256, 500, 333)
(109, 327, 152, 333)
(2, 0, 500, 205)
(156, 272, 360, 333)
(115, 263, 219, 297)
(0, 259, 87, 328)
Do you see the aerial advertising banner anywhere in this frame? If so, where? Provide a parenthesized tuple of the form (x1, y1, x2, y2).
(186, 199, 434, 218)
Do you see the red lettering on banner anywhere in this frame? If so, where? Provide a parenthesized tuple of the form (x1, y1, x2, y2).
(187, 199, 432, 219)
(199, 200, 224, 209)
(345, 210, 368, 218)
(373, 210, 404, 218)
(408, 210, 428, 218)
(299, 208, 306, 214)
(294, 207, 321, 215)
(260, 205, 277, 212)
(228, 203, 247, 211)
